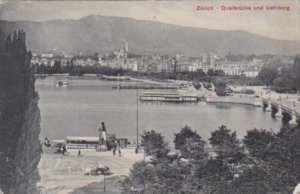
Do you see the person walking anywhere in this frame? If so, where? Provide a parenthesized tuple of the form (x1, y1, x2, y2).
(118, 148, 122, 157)
(62, 144, 67, 156)
(113, 148, 116, 156)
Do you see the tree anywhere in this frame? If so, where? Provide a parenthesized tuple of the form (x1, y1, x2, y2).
(0, 30, 42, 194)
(180, 136, 207, 160)
(53, 60, 61, 73)
(243, 128, 275, 159)
(214, 78, 228, 96)
(174, 126, 201, 150)
(209, 125, 245, 163)
(196, 69, 206, 76)
(229, 164, 280, 194)
(242, 127, 300, 193)
(215, 70, 225, 76)
(141, 130, 169, 159)
(125, 161, 155, 192)
(174, 126, 207, 160)
(258, 66, 278, 87)
(267, 127, 300, 193)
(207, 69, 216, 76)
(272, 76, 291, 93)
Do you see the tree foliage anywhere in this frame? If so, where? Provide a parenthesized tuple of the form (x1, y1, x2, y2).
(258, 65, 278, 87)
(174, 125, 201, 151)
(209, 125, 245, 163)
(0, 30, 42, 194)
(141, 130, 169, 159)
(243, 128, 275, 159)
(123, 125, 300, 194)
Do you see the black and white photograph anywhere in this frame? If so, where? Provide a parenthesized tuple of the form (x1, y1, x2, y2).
(0, 0, 300, 193)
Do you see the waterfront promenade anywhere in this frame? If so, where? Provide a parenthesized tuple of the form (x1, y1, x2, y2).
(39, 148, 144, 194)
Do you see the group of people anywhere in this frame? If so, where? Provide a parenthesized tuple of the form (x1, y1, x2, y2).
(112, 147, 122, 157)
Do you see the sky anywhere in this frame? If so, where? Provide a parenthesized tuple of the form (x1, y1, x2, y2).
(0, 0, 299, 41)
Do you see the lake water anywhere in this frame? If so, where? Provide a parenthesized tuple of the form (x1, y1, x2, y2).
(36, 77, 282, 144)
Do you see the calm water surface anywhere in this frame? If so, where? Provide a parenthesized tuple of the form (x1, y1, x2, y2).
(36, 77, 282, 143)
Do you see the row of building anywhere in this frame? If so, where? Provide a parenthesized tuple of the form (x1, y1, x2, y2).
(31, 42, 263, 77)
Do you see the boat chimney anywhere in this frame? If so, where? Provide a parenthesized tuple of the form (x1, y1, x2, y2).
(101, 122, 106, 131)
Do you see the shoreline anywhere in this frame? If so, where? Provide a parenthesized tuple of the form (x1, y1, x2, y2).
(205, 96, 257, 106)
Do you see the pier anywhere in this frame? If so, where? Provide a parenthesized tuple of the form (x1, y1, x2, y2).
(140, 92, 198, 102)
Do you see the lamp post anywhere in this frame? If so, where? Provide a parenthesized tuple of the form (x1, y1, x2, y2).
(135, 82, 139, 154)
(103, 174, 106, 192)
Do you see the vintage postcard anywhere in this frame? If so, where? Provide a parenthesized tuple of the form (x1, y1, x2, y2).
(0, 0, 300, 194)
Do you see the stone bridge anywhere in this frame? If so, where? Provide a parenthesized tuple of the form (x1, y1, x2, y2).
(262, 97, 300, 126)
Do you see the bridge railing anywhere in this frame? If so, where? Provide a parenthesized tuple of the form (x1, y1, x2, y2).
(261, 97, 300, 116)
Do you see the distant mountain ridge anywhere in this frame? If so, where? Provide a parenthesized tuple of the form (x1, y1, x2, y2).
(0, 15, 299, 55)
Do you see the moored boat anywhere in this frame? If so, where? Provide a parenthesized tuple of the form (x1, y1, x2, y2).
(56, 80, 68, 86)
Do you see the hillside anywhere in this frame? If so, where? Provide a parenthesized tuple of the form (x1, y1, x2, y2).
(0, 15, 299, 55)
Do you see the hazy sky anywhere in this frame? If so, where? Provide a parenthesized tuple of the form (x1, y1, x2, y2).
(0, 0, 299, 41)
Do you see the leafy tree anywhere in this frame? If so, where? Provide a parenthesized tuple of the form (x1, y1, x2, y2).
(150, 160, 186, 193)
(209, 125, 245, 163)
(243, 127, 300, 193)
(243, 128, 275, 159)
(215, 70, 225, 76)
(0, 30, 42, 194)
(126, 161, 155, 192)
(197, 158, 235, 194)
(229, 164, 280, 194)
(196, 69, 205, 76)
(141, 130, 169, 159)
(180, 136, 207, 160)
(174, 126, 200, 150)
(123, 125, 300, 194)
(214, 78, 228, 96)
(207, 69, 216, 76)
(267, 127, 300, 192)
(258, 66, 278, 87)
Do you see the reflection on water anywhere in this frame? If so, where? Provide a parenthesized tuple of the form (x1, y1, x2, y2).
(214, 103, 232, 109)
(36, 77, 282, 143)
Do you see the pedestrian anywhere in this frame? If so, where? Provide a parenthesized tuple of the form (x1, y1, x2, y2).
(113, 148, 116, 156)
(44, 137, 51, 147)
(62, 144, 67, 156)
(78, 148, 81, 157)
(118, 148, 122, 157)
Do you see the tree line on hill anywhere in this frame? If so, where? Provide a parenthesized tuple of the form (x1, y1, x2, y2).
(121, 125, 300, 194)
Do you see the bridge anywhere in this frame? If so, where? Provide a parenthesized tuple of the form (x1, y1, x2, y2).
(261, 96, 300, 126)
